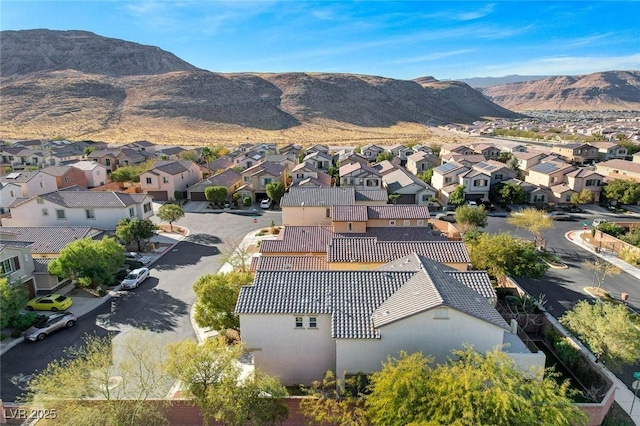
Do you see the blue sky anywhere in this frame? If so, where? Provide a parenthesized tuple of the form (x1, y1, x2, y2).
(2, 1, 639, 80)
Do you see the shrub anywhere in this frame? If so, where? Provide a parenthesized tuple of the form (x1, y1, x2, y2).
(553, 338, 581, 369)
(10, 330, 22, 338)
(243, 197, 252, 207)
(619, 246, 640, 266)
(596, 223, 626, 238)
(8, 313, 42, 331)
(0, 333, 6, 341)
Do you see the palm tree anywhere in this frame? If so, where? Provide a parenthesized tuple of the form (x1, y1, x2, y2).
(200, 146, 214, 178)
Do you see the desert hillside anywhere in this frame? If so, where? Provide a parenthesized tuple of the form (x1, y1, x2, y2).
(480, 71, 640, 111)
(0, 29, 519, 145)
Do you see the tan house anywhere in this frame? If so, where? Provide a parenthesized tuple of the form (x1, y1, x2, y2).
(406, 151, 440, 175)
(565, 169, 604, 202)
(513, 151, 547, 171)
(439, 144, 474, 156)
(41, 165, 88, 189)
(525, 161, 576, 188)
(187, 169, 242, 202)
(0, 170, 58, 198)
(596, 159, 640, 182)
(70, 161, 108, 188)
(290, 161, 332, 187)
(339, 162, 383, 190)
(550, 143, 598, 164)
(237, 161, 286, 203)
(140, 160, 202, 201)
(469, 143, 501, 160)
(431, 162, 469, 193)
(595, 142, 628, 161)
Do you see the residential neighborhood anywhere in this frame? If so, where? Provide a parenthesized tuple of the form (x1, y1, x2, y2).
(1, 133, 640, 425)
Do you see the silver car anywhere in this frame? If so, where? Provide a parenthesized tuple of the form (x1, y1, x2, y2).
(23, 312, 76, 341)
(121, 267, 150, 290)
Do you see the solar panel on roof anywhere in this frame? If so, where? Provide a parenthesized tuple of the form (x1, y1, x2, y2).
(532, 162, 559, 173)
(5, 172, 21, 179)
(437, 162, 458, 173)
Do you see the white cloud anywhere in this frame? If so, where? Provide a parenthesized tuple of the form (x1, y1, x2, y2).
(391, 49, 474, 65)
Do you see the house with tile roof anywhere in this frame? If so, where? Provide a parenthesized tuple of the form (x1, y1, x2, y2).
(200, 156, 234, 177)
(525, 161, 577, 188)
(187, 169, 242, 202)
(382, 168, 437, 205)
(1, 188, 153, 229)
(441, 153, 488, 167)
(140, 160, 202, 201)
(70, 161, 108, 188)
(250, 255, 330, 272)
(386, 144, 414, 162)
(280, 187, 388, 226)
(501, 179, 551, 204)
(0, 170, 58, 198)
(469, 143, 501, 161)
(154, 146, 186, 160)
(439, 144, 475, 156)
(360, 144, 385, 161)
(550, 143, 598, 164)
(41, 165, 88, 190)
(513, 151, 547, 172)
(335, 150, 369, 168)
(87, 148, 154, 174)
(596, 159, 640, 182)
(233, 150, 265, 170)
(0, 226, 103, 295)
(565, 169, 604, 202)
(303, 151, 334, 171)
(472, 160, 518, 187)
(339, 162, 383, 190)
(305, 144, 330, 155)
(405, 150, 440, 175)
(236, 161, 287, 203)
(594, 142, 628, 161)
(236, 253, 543, 385)
(290, 161, 332, 188)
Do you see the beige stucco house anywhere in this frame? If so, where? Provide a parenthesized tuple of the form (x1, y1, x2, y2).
(140, 160, 202, 201)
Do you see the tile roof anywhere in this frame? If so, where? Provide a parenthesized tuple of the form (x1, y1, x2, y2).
(367, 205, 431, 219)
(156, 146, 185, 156)
(0, 170, 41, 183)
(339, 162, 381, 177)
(529, 161, 574, 175)
(332, 205, 368, 222)
(513, 151, 546, 160)
(354, 189, 388, 202)
(372, 160, 398, 175)
(250, 255, 330, 272)
(236, 254, 507, 339)
(40, 166, 74, 177)
(30, 188, 149, 208)
(327, 239, 470, 264)
(443, 271, 496, 300)
(70, 161, 103, 171)
(32, 258, 53, 273)
(0, 226, 102, 253)
(0, 241, 34, 250)
(150, 160, 195, 175)
(566, 168, 601, 178)
(435, 162, 466, 175)
(204, 169, 242, 188)
(280, 187, 356, 207)
(242, 160, 285, 178)
(597, 159, 640, 174)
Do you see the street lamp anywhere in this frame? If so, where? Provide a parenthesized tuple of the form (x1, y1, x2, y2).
(631, 371, 640, 414)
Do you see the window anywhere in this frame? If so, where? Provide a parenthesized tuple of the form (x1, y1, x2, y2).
(246, 161, 253, 168)
(309, 317, 317, 328)
(533, 195, 545, 202)
(10, 190, 14, 197)
(243, 176, 250, 183)
(366, 179, 379, 187)
(421, 194, 430, 202)
(550, 177, 557, 183)
(129, 207, 135, 217)
(96, 170, 101, 176)
(85, 209, 96, 219)
(444, 177, 452, 184)
(0, 256, 20, 275)
(348, 222, 352, 231)
(56, 209, 66, 220)
(495, 174, 503, 181)
(586, 179, 601, 187)
(105, 159, 111, 166)
(403, 220, 410, 226)
(163, 177, 169, 184)
(263, 178, 273, 185)
(473, 179, 488, 187)
(565, 195, 572, 202)
(42, 208, 49, 216)
(143, 202, 152, 213)
(434, 308, 449, 319)
(39, 181, 44, 188)
(417, 219, 424, 226)
(296, 173, 304, 179)
(146, 177, 152, 184)
(326, 208, 331, 218)
(389, 220, 396, 226)
(295, 317, 303, 328)
(64, 177, 70, 184)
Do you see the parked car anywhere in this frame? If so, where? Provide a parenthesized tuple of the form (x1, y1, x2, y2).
(435, 211, 456, 223)
(593, 218, 609, 227)
(466, 200, 478, 208)
(546, 211, 573, 221)
(23, 312, 76, 341)
(125, 252, 151, 265)
(260, 198, 273, 209)
(479, 199, 496, 211)
(559, 205, 584, 213)
(26, 294, 73, 312)
(121, 267, 150, 290)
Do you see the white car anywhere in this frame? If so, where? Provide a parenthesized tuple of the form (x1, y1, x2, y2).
(260, 198, 273, 209)
(435, 211, 456, 223)
(125, 252, 151, 265)
(546, 211, 572, 221)
(592, 218, 609, 227)
(121, 267, 150, 290)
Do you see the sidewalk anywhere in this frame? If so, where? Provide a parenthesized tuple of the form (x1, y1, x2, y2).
(565, 229, 640, 425)
(0, 231, 185, 356)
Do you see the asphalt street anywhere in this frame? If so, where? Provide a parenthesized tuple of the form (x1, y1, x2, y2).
(0, 208, 282, 402)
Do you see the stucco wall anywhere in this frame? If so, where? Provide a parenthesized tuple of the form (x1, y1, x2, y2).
(336, 309, 507, 378)
(240, 314, 335, 385)
(332, 221, 367, 233)
(282, 206, 331, 226)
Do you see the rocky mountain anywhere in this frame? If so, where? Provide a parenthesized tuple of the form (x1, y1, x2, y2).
(459, 75, 548, 88)
(0, 29, 518, 145)
(481, 71, 640, 111)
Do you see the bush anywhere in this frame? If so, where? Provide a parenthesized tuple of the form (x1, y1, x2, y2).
(0, 333, 6, 341)
(10, 330, 22, 338)
(619, 246, 640, 266)
(243, 197, 252, 207)
(596, 223, 626, 238)
(8, 312, 42, 331)
(553, 338, 581, 369)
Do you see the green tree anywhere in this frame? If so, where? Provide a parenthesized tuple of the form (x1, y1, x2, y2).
(205, 185, 228, 205)
(603, 179, 640, 205)
(375, 151, 394, 163)
(429, 143, 441, 155)
(110, 161, 152, 184)
(582, 259, 621, 290)
(570, 188, 594, 205)
(157, 203, 185, 232)
(448, 184, 466, 206)
(454, 204, 488, 235)
(179, 150, 199, 161)
(499, 182, 526, 205)
(560, 301, 640, 372)
(200, 146, 215, 177)
(416, 168, 433, 184)
(0, 277, 29, 328)
(497, 152, 513, 163)
(465, 232, 548, 279)
(300, 371, 368, 426)
(596, 222, 625, 238)
(507, 207, 554, 247)
(388, 193, 400, 205)
(48, 237, 124, 288)
(165, 337, 288, 426)
(366, 348, 587, 426)
(24, 333, 171, 425)
(193, 271, 254, 332)
(115, 218, 158, 251)
(265, 181, 286, 205)
(617, 140, 640, 155)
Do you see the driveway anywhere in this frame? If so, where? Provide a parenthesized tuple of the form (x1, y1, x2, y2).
(0, 209, 282, 402)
